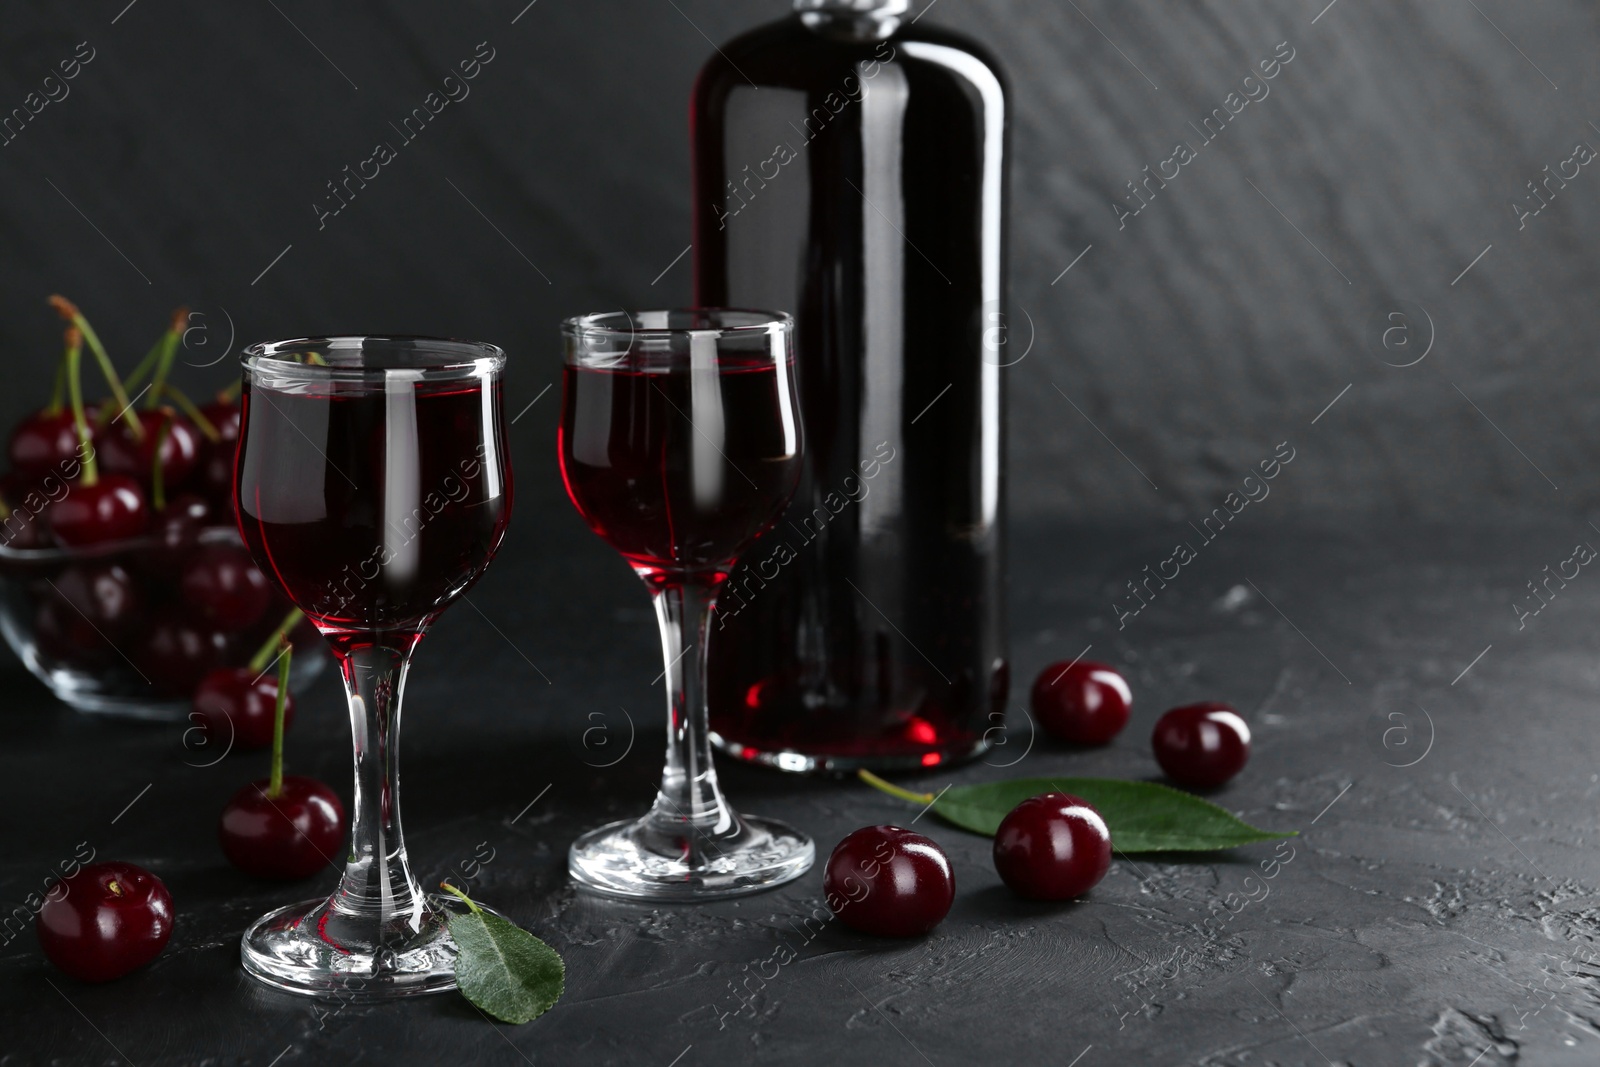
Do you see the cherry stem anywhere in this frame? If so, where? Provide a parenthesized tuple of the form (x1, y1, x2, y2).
(438, 881, 483, 915)
(46, 355, 66, 416)
(116, 338, 167, 414)
(267, 638, 291, 800)
(215, 378, 242, 404)
(856, 769, 936, 806)
(150, 417, 171, 511)
(63, 328, 98, 487)
(248, 608, 305, 673)
(144, 309, 188, 411)
(160, 383, 219, 442)
(50, 297, 144, 442)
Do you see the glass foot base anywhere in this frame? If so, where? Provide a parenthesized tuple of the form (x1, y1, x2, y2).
(569, 813, 814, 901)
(241, 893, 493, 999)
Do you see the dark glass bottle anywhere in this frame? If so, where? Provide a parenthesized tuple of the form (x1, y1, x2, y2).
(693, 0, 1009, 772)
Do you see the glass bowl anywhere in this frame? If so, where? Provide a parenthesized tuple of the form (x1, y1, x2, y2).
(0, 525, 326, 721)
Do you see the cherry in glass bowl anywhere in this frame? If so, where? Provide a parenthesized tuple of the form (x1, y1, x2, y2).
(0, 525, 326, 720)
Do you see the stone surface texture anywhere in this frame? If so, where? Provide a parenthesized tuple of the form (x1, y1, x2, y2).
(4, 520, 1599, 1065)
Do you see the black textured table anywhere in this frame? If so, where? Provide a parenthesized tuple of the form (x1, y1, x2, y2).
(3, 518, 1594, 1066)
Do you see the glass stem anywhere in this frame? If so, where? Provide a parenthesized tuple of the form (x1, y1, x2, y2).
(646, 580, 737, 855)
(331, 643, 427, 932)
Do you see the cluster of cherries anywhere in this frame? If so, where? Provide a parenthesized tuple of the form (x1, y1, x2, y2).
(20, 298, 344, 984)
(36, 640, 344, 983)
(6, 298, 238, 551)
(1, 297, 307, 700)
(824, 659, 1253, 937)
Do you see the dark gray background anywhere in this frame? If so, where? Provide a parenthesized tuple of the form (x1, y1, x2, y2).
(2, 0, 1594, 524)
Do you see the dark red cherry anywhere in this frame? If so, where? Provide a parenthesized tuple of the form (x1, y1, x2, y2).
(1152, 702, 1251, 789)
(144, 494, 212, 579)
(48, 475, 149, 547)
(8, 410, 80, 479)
(135, 612, 232, 696)
(200, 401, 241, 444)
(823, 825, 954, 937)
(195, 403, 240, 512)
(48, 562, 140, 633)
(993, 792, 1112, 900)
(219, 776, 344, 880)
(36, 861, 174, 983)
(1, 469, 40, 505)
(99, 411, 200, 489)
(194, 400, 241, 514)
(0, 502, 49, 549)
(180, 545, 270, 632)
(193, 667, 294, 750)
(194, 440, 237, 519)
(1032, 660, 1131, 745)
(0, 473, 54, 550)
(35, 599, 115, 668)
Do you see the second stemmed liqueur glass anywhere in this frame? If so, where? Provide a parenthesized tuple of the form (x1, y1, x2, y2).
(234, 336, 512, 997)
(559, 310, 814, 899)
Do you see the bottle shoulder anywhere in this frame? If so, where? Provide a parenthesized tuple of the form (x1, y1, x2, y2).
(695, 15, 1006, 97)
(901, 24, 1007, 80)
(895, 23, 1010, 99)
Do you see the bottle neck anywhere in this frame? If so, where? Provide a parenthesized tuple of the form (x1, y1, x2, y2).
(795, 0, 908, 39)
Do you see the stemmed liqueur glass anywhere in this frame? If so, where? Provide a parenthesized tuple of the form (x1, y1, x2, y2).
(559, 310, 814, 899)
(235, 336, 512, 997)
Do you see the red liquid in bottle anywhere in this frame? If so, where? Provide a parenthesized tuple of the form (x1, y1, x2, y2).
(692, 5, 1009, 770)
(236, 381, 512, 653)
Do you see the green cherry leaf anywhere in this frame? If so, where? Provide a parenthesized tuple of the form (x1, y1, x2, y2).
(443, 884, 565, 1024)
(861, 772, 1294, 852)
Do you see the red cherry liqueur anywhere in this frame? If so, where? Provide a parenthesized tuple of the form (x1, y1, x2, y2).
(693, 0, 1010, 771)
